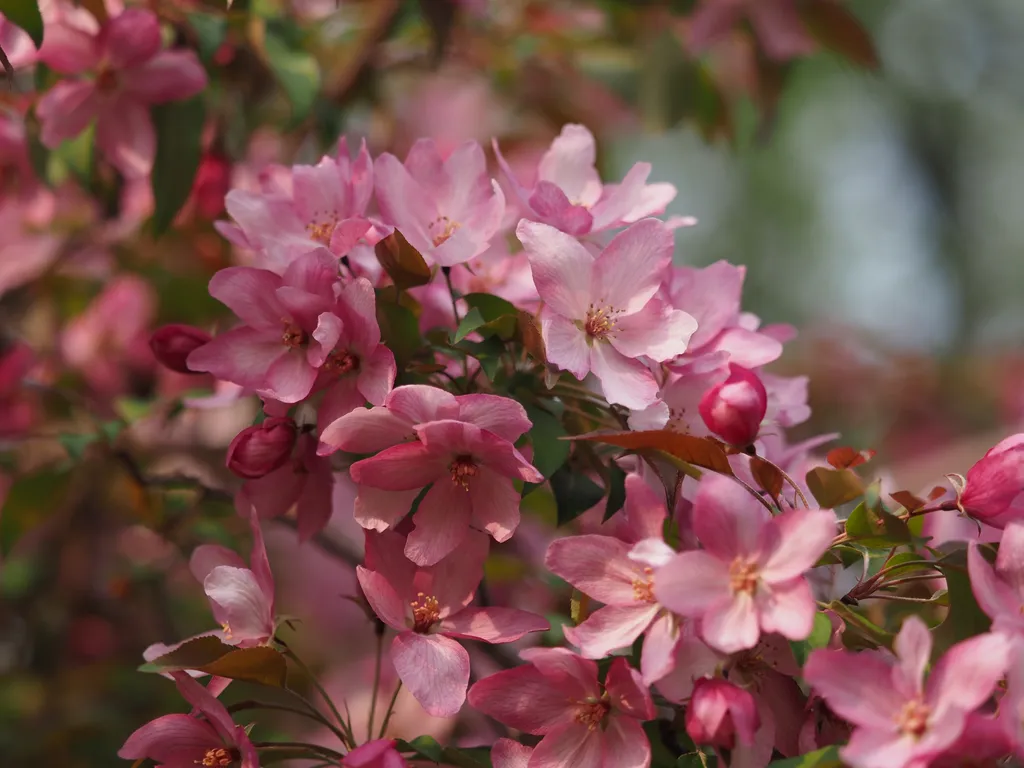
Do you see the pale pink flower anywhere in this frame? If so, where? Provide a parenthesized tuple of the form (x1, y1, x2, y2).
(356, 529, 548, 716)
(968, 521, 1024, 637)
(628, 366, 727, 433)
(699, 363, 768, 447)
(37, 8, 207, 177)
(686, 676, 760, 750)
(468, 650, 655, 768)
(517, 218, 697, 409)
(451, 243, 540, 312)
(349, 419, 542, 565)
(118, 672, 258, 768)
(960, 434, 1024, 528)
(804, 617, 1011, 768)
(491, 739, 532, 768)
(494, 124, 677, 236)
(374, 139, 505, 267)
(687, 0, 816, 61)
(0, 193, 64, 297)
(653, 475, 835, 653)
(219, 138, 373, 271)
(342, 739, 410, 768)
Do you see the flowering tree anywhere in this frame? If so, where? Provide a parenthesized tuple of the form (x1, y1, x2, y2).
(2, 2, 1022, 768)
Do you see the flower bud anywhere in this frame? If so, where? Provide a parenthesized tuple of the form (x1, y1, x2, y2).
(226, 418, 297, 479)
(341, 738, 410, 767)
(686, 677, 760, 750)
(699, 364, 768, 447)
(192, 153, 231, 220)
(149, 324, 212, 374)
(961, 434, 1024, 528)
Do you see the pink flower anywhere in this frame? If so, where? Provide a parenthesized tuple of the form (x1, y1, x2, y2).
(494, 124, 677, 236)
(0, 13, 37, 69)
(349, 419, 542, 565)
(220, 138, 373, 270)
(653, 475, 835, 653)
(686, 677, 760, 750)
(149, 324, 213, 374)
(374, 139, 505, 267)
(226, 417, 298, 479)
(960, 434, 1024, 528)
(342, 739, 410, 768)
(687, 0, 816, 61)
(627, 366, 727, 433)
(119, 672, 259, 768)
(1003, 643, 1024, 760)
(319, 383, 533, 456)
(468, 650, 655, 768)
(0, 342, 37, 440)
(968, 521, 1024, 637)
(698, 364, 768, 447)
(517, 218, 697, 409)
(804, 617, 1011, 768)
(187, 250, 395, 411)
(356, 529, 548, 716)
(491, 739, 532, 768)
(37, 8, 207, 177)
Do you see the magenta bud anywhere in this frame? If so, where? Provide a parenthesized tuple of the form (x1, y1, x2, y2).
(226, 417, 298, 479)
(961, 434, 1024, 528)
(686, 677, 760, 751)
(698, 364, 768, 447)
(149, 324, 212, 374)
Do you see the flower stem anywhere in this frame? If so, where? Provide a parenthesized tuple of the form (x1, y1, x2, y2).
(378, 681, 403, 740)
(284, 647, 356, 748)
(367, 626, 385, 742)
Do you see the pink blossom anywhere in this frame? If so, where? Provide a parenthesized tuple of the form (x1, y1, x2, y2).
(517, 218, 697, 409)
(356, 529, 547, 716)
(451, 244, 540, 312)
(349, 419, 542, 565)
(220, 138, 373, 270)
(468, 650, 655, 768)
(698, 364, 768, 447)
(37, 8, 207, 177)
(653, 475, 835, 653)
(960, 434, 1024, 528)
(118, 672, 258, 768)
(967, 521, 1024, 637)
(929, 712, 1014, 768)
(494, 124, 677, 236)
(0, 13, 37, 69)
(226, 417, 298, 479)
(149, 324, 212, 374)
(686, 677, 760, 750)
(687, 0, 816, 61)
(342, 739, 410, 768)
(804, 617, 1011, 768)
(1003, 643, 1024, 760)
(187, 250, 395, 411)
(491, 739, 532, 768)
(627, 366, 727, 433)
(374, 139, 505, 267)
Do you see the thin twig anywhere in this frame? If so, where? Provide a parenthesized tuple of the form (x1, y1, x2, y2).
(367, 629, 384, 742)
(377, 681, 403, 739)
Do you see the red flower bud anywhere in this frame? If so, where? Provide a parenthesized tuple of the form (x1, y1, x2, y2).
(149, 324, 212, 374)
(686, 677, 760, 750)
(192, 153, 232, 220)
(699, 364, 768, 447)
(961, 434, 1024, 528)
(226, 418, 298, 479)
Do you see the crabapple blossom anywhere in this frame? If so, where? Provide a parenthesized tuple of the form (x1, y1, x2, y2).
(356, 529, 547, 716)
(686, 677, 760, 750)
(804, 616, 1011, 768)
(960, 434, 1024, 528)
(491, 739, 533, 768)
(517, 218, 697, 409)
(468, 650, 654, 768)
(149, 324, 213, 375)
(225, 417, 298, 479)
(699, 364, 769, 447)
(653, 474, 836, 653)
(967, 521, 1024, 637)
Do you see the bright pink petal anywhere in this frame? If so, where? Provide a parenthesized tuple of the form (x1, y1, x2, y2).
(172, 672, 237, 742)
(516, 219, 594, 318)
(528, 181, 594, 236)
(701, 593, 760, 653)
(803, 648, 901, 729)
(38, 25, 98, 74)
(404, 479, 472, 566)
(926, 631, 1010, 720)
(653, 550, 732, 615)
(606, 656, 655, 720)
(593, 219, 673, 314)
(968, 544, 1021, 622)
(589, 161, 652, 232)
(342, 739, 405, 768)
(208, 266, 285, 329)
(357, 345, 396, 406)
(442, 607, 549, 643)
(620, 473, 668, 542)
(95, 99, 155, 177)
(356, 567, 410, 631)
(203, 566, 274, 643)
(263, 350, 317, 403)
(530, 723, 603, 768)
(537, 124, 601, 206)
(315, 378, 365, 437)
(246, 508, 274, 607)
(318, 406, 413, 455)
(839, 726, 918, 768)
(455, 394, 533, 442)
(617, 180, 678, 224)
(186, 328, 285, 389)
(545, 535, 647, 605)
(294, 451, 335, 541)
(329, 216, 372, 255)
(640, 613, 680, 685)
(491, 739, 532, 768)
(467, 665, 574, 735)
(391, 632, 470, 717)
(760, 509, 837, 583)
(654, 635, 721, 704)
(100, 9, 160, 68)
(121, 49, 208, 103)
(692, 473, 768, 559)
(468, 467, 522, 543)
(610, 300, 697, 362)
(428, 529, 489, 612)
(373, 153, 435, 254)
(563, 604, 659, 660)
(190, 544, 245, 585)
(542, 314, 590, 380)
(385, 384, 459, 423)
(602, 714, 652, 768)
(519, 647, 601, 701)
(590, 342, 659, 410)
(336, 277, 381, 352)
(708, 327, 784, 368)
(37, 81, 98, 147)
(893, 615, 931, 697)
(118, 713, 218, 763)
(349, 442, 441, 491)
(353, 486, 420, 532)
(755, 579, 815, 641)
(997, 520, 1024, 590)
(293, 155, 346, 223)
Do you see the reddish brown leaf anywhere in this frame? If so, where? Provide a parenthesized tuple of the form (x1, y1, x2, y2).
(573, 430, 734, 477)
(802, 0, 880, 69)
(927, 486, 947, 501)
(826, 446, 876, 469)
(751, 456, 784, 501)
(890, 490, 926, 513)
(806, 467, 864, 508)
(517, 310, 547, 364)
(201, 646, 287, 687)
(374, 231, 432, 292)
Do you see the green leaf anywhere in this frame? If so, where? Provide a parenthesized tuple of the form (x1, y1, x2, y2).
(151, 96, 206, 235)
(455, 337, 504, 382)
(933, 550, 991, 652)
(398, 735, 443, 761)
(187, 12, 228, 62)
(551, 466, 605, 527)
(264, 27, 320, 122)
(1, 0, 44, 47)
(524, 404, 569, 481)
(453, 307, 486, 344)
(827, 600, 893, 650)
(1, 470, 70, 557)
(845, 501, 912, 548)
(602, 461, 627, 523)
(463, 293, 518, 322)
(376, 300, 421, 371)
(58, 432, 99, 461)
(789, 612, 833, 667)
(768, 745, 842, 767)
(397, 737, 491, 767)
(806, 467, 864, 508)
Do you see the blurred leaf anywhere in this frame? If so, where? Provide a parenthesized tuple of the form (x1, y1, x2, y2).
(141, 637, 287, 687)
(845, 501, 911, 548)
(376, 299, 421, 371)
(1, 470, 70, 557)
(187, 12, 228, 62)
(826, 446, 876, 469)
(397, 736, 492, 767)
(417, 0, 456, 64)
(550, 466, 605, 527)
(375, 232, 432, 292)
(264, 27, 321, 122)
(802, 0, 880, 69)
(768, 746, 842, 768)
(602, 461, 627, 522)
(151, 96, 206, 236)
(574, 431, 734, 477)
(789, 612, 833, 667)
(751, 456, 784, 501)
(463, 293, 517, 322)
(139, 635, 232, 672)
(827, 600, 892, 649)
(570, 589, 591, 624)
(890, 490, 925, 513)
(453, 307, 486, 344)
(806, 467, 863, 508)
(398, 736, 443, 761)
(516, 310, 546, 364)
(933, 550, 990, 652)
(2, 0, 43, 47)
(455, 337, 504, 381)
(524, 404, 569, 482)
(58, 432, 100, 461)
(53, 122, 94, 187)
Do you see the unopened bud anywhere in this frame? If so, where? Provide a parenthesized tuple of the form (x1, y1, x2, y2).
(686, 677, 760, 750)
(699, 364, 767, 447)
(149, 324, 212, 374)
(226, 418, 297, 479)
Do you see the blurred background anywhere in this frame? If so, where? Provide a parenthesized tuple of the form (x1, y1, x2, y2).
(3, 0, 1024, 764)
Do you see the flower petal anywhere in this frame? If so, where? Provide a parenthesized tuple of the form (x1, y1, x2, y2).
(803, 648, 901, 728)
(204, 566, 274, 643)
(100, 9, 161, 68)
(467, 665, 574, 735)
(442, 607, 549, 643)
(640, 612, 680, 685)
(562, 604, 659, 660)
(610, 300, 697, 362)
(37, 81, 99, 148)
(606, 656, 655, 720)
(760, 509, 837, 583)
(355, 566, 409, 631)
(404, 480, 472, 566)
(118, 713, 217, 763)
(541, 313, 591, 381)
(95, 99, 156, 178)
(468, 467, 523, 543)
(653, 550, 732, 616)
(590, 342, 659, 410)
(391, 632, 470, 717)
(700, 593, 760, 654)
(516, 219, 594, 318)
(692, 473, 768, 559)
(545, 534, 646, 605)
(926, 631, 1010, 720)
(755, 578, 815, 642)
(530, 723, 603, 768)
(349, 442, 442, 490)
(318, 406, 413, 455)
(893, 615, 932, 698)
(592, 218, 673, 315)
(455, 394, 533, 442)
(601, 714, 652, 768)
(353, 486, 420, 532)
(537, 125, 602, 206)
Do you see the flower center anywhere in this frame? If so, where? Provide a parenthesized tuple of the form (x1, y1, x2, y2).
(410, 592, 441, 633)
(632, 567, 655, 603)
(95, 66, 119, 93)
(323, 349, 359, 375)
(574, 698, 611, 731)
(221, 622, 233, 640)
(895, 698, 931, 740)
(729, 557, 760, 595)
(583, 304, 619, 341)
(306, 215, 338, 246)
(449, 455, 478, 490)
(195, 747, 234, 767)
(281, 320, 308, 349)
(430, 216, 460, 247)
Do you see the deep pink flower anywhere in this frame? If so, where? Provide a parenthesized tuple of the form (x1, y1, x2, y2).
(494, 124, 677, 236)
(319, 383, 533, 456)
(468, 650, 655, 768)
(149, 324, 213, 374)
(1003, 643, 1024, 760)
(226, 417, 298, 479)
(0, 342, 37, 440)
(628, 366, 727, 433)
(118, 671, 259, 768)
(687, 0, 816, 61)
(37, 8, 207, 177)
(653, 475, 835, 653)
(357, 529, 547, 716)
(0, 13, 37, 69)
(968, 521, 1024, 637)
(342, 738, 410, 768)
(960, 434, 1024, 528)
(930, 712, 1014, 768)
(698, 364, 768, 447)
(804, 617, 1011, 768)
(374, 139, 504, 267)
(191, 153, 232, 220)
(517, 218, 697, 409)
(686, 677, 760, 750)
(220, 138, 373, 270)
(349, 419, 541, 565)
(491, 739, 532, 768)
